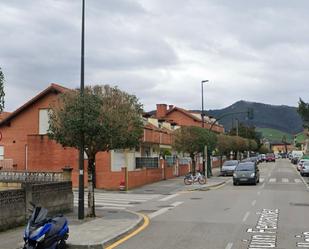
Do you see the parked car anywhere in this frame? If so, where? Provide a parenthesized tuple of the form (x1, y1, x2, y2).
(265, 153, 276, 162)
(233, 162, 260, 185)
(261, 154, 266, 162)
(221, 160, 239, 176)
(300, 161, 309, 176)
(297, 159, 309, 171)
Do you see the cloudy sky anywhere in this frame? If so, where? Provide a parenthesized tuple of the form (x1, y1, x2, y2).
(0, 0, 308, 112)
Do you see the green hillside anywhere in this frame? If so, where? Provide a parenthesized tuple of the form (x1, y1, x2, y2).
(256, 128, 293, 143)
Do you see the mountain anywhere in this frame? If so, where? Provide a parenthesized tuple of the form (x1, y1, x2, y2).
(205, 100, 304, 134)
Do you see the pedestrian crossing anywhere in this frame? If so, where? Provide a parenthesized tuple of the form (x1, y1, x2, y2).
(260, 178, 303, 184)
(73, 192, 160, 210)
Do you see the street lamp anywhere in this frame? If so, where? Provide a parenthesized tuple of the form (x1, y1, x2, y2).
(78, 0, 85, 220)
(201, 80, 209, 176)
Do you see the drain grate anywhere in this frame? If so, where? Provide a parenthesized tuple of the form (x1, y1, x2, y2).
(190, 197, 202, 200)
(138, 209, 157, 214)
(290, 202, 309, 207)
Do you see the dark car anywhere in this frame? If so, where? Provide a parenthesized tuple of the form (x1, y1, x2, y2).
(221, 160, 239, 176)
(265, 153, 276, 162)
(233, 162, 260, 185)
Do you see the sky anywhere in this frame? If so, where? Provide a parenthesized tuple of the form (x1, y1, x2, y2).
(0, 0, 308, 112)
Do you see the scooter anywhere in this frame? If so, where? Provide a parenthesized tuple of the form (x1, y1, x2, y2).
(23, 203, 69, 249)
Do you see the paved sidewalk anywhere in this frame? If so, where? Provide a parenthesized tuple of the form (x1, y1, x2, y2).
(0, 208, 142, 249)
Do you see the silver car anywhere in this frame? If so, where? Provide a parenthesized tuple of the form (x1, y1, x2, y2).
(221, 160, 239, 176)
(300, 161, 309, 176)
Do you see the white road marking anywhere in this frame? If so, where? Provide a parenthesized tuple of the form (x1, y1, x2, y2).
(242, 211, 250, 222)
(289, 162, 309, 190)
(260, 178, 265, 183)
(282, 178, 289, 183)
(257, 191, 261, 195)
(159, 194, 179, 202)
(225, 242, 233, 249)
(148, 201, 183, 219)
(269, 178, 276, 183)
(251, 200, 257, 206)
(295, 179, 302, 183)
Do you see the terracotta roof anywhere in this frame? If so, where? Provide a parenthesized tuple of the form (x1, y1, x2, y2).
(0, 112, 11, 121)
(0, 83, 69, 126)
(166, 106, 203, 122)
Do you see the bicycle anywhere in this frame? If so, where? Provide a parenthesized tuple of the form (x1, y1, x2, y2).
(184, 172, 206, 185)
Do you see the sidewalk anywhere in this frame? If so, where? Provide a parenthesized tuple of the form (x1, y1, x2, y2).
(0, 208, 143, 249)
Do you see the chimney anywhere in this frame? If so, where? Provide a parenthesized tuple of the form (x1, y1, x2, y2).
(169, 105, 174, 110)
(156, 104, 168, 119)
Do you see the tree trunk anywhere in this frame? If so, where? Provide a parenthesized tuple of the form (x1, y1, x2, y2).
(87, 156, 96, 217)
(190, 153, 195, 175)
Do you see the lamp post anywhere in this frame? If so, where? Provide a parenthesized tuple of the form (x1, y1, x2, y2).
(78, 0, 85, 220)
(201, 80, 209, 176)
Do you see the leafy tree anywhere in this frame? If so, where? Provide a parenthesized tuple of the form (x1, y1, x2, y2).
(0, 68, 5, 112)
(49, 85, 144, 217)
(217, 134, 232, 157)
(298, 98, 309, 128)
(229, 122, 261, 149)
(173, 126, 217, 175)
(259, 145, 270, 154)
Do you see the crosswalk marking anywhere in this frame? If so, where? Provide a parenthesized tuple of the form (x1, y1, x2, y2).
(269, 178, 276, 183)
(260, 178, 264, 183)
(265, 178, 303, 184)
(295, 179, 302, 183)
(73, 192, 160, 209)
(282, 178, 289, 183)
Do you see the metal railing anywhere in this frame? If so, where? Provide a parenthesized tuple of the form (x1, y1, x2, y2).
(165, 156, 176, 167)
(0, 171, 65, 183)
(135, 157, 159, 169)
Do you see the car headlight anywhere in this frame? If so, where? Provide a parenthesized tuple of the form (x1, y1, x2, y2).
(250, 173, 255, 178)
(233, 173, 237, 177)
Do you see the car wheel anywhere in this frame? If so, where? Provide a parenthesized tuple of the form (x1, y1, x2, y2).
(233, 181, 238, 186)
(301, 173, 304, 176)
(257, 178, 260, 183)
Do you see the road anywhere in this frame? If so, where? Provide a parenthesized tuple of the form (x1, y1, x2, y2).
(114, 159, 309, 249)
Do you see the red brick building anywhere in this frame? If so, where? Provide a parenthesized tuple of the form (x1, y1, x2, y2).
(154, 104, 224, 133)
(0, 84, 190, 189)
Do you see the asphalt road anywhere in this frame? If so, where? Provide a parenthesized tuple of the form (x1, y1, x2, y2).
(118, 159, 309, 249)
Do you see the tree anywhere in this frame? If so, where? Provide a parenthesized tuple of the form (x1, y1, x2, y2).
(49, 85, 144, 217)
(0, 68, 5, 112)
(297, 98, 309, 153)
(173, 126, 217, 175)
(259, 145, 270, 154)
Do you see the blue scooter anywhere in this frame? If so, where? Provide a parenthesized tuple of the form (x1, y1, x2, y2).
(23, 203, 69, 249)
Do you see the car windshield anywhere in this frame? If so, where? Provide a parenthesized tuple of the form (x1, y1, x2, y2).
(223, 161, 238, 166)
(235, 163, 255, 171)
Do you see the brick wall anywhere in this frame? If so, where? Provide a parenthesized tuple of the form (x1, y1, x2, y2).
(0, 181, 73, 231)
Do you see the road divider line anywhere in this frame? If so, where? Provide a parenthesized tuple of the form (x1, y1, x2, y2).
(242, 211, 250, 222)
(159, 194, 179, 202)
(225, 242, 233, 249)
(251, 200, 257, 206)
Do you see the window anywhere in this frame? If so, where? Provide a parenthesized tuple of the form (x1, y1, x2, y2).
(39, 109, 50, 135)
(0, 146, 4, 160)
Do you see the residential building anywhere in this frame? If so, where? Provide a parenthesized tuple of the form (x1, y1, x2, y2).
(0, 84, 190, 189)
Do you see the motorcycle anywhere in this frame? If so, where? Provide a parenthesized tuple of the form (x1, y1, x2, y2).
(184, 172, 206, 185)
(23, 203, 69, 249)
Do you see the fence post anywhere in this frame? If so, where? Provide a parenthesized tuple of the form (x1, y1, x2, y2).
(23, 183, 33, 217)
(62, 166, 73, 181)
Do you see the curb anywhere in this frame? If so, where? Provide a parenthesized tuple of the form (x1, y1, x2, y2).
(67, 211, 144, 249)
(186, 180, 227, 192)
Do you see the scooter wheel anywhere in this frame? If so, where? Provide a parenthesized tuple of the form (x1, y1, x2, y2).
(57, 240, 67, 249)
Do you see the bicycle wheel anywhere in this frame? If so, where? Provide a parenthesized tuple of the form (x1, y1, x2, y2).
(198, 176, 206, 185)
(184, 178, 192, 185)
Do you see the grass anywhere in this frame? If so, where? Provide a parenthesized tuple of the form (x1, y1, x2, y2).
(256, 127, 294, 143)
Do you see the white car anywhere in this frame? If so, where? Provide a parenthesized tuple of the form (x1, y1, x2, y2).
(297, 159, 309, 171)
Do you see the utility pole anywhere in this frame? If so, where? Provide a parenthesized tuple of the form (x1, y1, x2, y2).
(201, 80, 209, 177)
(78, 0, 85, 220)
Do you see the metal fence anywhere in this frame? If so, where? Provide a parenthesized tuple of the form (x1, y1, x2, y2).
(0, 171, 65, 183)
(136, 157, 159, 169)
(178, 157, 191, 165)
(165, 156, 176, 167)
